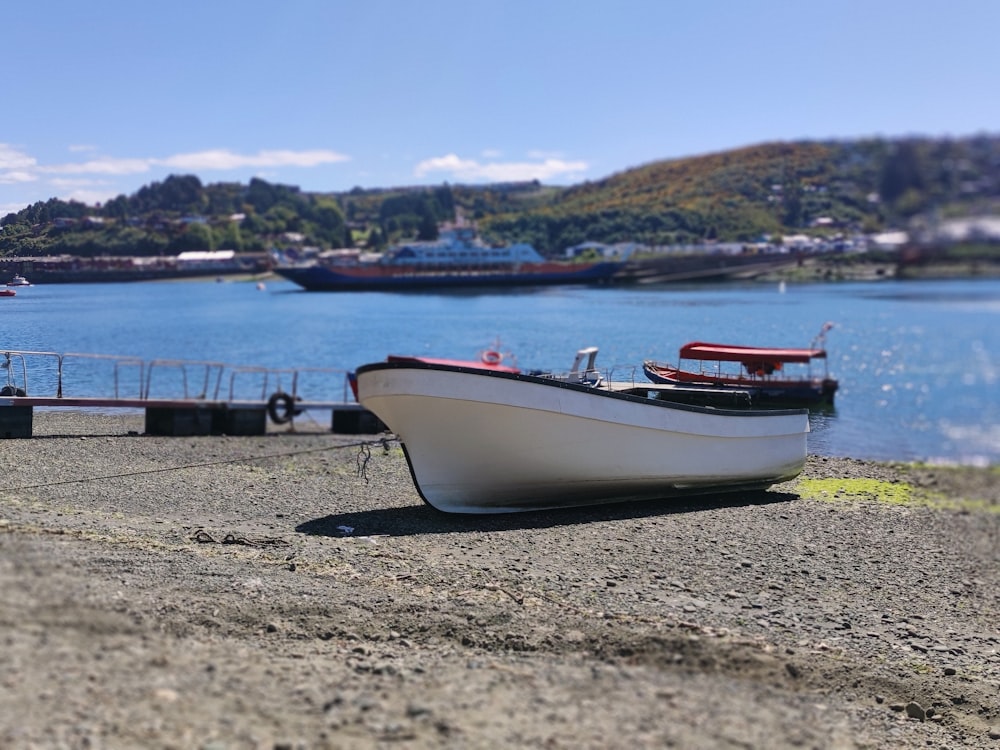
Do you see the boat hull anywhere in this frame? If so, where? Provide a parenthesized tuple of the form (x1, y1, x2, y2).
(275, 261, 621, 291)
(356, 362, 809, 513)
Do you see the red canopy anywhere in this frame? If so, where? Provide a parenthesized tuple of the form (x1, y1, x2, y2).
(679, 341, 827, 364)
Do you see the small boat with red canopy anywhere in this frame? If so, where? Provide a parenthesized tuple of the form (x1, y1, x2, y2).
(643, 327, 838, 407)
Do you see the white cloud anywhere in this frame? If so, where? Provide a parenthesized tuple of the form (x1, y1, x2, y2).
(0, 171, 37, 185)
(481, 148, 503, 159)
(414, 153, 589, 183)
(0, 201, 30, 217)
(0, 144, 36, 170)
(49, 177, 108, 189)
(414, 154, 481, 178)
(40, 157, 152, 176)
(65, 188, 122, 206)
(26, 147, 349, 180)
(0, 145, 354, 212)
(156, 148, 349, 171)
(527, 149, 564, 160)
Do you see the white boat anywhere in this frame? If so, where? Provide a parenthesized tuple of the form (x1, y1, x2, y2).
(355, 350, 809, 514)
(6, 274, 30, 287)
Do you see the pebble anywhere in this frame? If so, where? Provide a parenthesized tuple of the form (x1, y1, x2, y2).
(153, 688, 179, 703)
(905, 701, 926, 721)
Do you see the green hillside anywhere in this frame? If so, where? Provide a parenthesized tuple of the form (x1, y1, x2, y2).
(480, 137, 1000, 251)
(2, 135, 998, 258)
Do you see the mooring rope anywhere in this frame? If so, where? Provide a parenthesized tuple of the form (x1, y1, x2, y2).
(0, 436, 400, 492)
(356, 436, 394, 484)
(190, 529, 291, 546)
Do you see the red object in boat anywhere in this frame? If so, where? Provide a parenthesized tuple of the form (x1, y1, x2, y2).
(678, 342, 826, 365)
(348, 347, 519, 402)
(386, 349, 520, 373)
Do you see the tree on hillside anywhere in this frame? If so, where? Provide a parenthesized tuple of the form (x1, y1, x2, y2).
(879, 141, 925, 206)
(218, 220, 244, 251)
(246, 178, 302, 215)
(366, 227, 385, 249)
(102, 195, 130, 220)
(2, 198, 88, 228)
(201, 183, 242, 215)
(782, 183, 804, 227)
(169, 222, 216, 252)
(132, 175, 206, 214)
(417, 210, 438, 241)
(309, 197, 348, 246)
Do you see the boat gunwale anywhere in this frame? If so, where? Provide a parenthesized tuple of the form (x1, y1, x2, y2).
(354, 360, 808, 419)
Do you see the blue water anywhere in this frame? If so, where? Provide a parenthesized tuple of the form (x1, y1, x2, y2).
(2, 277, 998, 466)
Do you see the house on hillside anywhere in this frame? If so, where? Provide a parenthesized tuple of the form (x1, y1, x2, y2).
(565, 241, 638, 260)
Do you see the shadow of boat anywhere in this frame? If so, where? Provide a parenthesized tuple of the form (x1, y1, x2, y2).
(296, 489, 797, 538)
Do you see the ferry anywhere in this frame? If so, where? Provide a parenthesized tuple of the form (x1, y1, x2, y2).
(273, 225, 623, 292)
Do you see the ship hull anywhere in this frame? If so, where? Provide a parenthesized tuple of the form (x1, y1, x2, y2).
(274, 261, 621, 291)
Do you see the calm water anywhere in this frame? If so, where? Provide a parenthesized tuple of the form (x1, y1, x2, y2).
(2, 277, 998, 466)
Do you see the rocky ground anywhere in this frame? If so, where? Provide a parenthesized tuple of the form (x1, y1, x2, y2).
(0, 411, 997, 749)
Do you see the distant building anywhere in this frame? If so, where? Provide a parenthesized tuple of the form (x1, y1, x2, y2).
(176, 250, 237, 269)
(870, 231, 909, 249)
(934, 217, 1000, 242)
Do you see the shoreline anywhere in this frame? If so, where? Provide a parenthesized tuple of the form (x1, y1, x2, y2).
(1, 411, 997, 748)
(6, 253, 1000, 287)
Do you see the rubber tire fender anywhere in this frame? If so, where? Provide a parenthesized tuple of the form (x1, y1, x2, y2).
(267, 391, 299, 424)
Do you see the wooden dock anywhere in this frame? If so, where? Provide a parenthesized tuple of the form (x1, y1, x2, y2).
(0, 349, 385, 438)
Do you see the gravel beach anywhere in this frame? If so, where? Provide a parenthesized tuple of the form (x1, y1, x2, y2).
(1, 411, 997, 749)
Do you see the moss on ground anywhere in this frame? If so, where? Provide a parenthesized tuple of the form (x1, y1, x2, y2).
(795, 477, 998, 514)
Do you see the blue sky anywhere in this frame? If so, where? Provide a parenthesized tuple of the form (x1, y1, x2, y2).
(2, 0, 997, 217)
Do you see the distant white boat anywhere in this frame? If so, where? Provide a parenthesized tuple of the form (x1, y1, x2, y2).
(6, 274, 31, 287)
(356, 350, 809, 513)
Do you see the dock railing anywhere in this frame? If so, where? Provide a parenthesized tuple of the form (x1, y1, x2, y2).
(2, 348, 354, 406)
